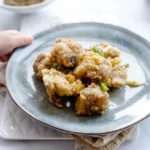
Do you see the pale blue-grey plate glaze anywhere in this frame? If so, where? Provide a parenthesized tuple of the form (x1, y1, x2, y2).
(6, 22, 150, 135)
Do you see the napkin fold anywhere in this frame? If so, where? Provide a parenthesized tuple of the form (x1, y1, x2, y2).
(73, 127, 136, 150)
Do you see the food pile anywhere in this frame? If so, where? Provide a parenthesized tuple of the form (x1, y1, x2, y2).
(33, 38, 140, 116)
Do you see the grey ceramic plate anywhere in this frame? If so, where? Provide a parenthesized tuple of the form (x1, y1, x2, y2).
(6, 22, 150, 135)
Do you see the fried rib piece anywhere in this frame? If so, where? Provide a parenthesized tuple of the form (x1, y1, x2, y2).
(75, 84, 109, 115)
(33, 53, 51, 79)
(41, 69, 84, 106)
(51, 38, 82, 68)
(99, 42, 120, 58)
(74, 51, 112, 82)
(111, 65, 128, 88)
(42, 69, 74, 98)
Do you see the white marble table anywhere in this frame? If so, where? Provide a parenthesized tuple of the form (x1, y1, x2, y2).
(0, 0, 150, 149)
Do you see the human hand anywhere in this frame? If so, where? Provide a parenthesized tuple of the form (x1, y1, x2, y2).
(0, 30, 32, 61)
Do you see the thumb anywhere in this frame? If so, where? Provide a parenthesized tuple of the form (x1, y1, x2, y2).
(12, 35, 33, 48)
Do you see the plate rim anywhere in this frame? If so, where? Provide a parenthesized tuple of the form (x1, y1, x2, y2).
(6, 22, 150, 135)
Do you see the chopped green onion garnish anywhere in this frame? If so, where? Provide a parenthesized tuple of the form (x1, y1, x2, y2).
(52, 63, 61, 70)
(91, 46, 105, 57)
(100, 82, 109, 92)
(127, 80, 144, 87)
(124, 64, 129, 68)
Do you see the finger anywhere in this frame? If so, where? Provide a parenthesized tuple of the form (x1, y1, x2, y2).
(0, 47, 13, 57)
(12, 35, 33, 48)
(0, 35, 33, 56)
(4, 30, 20, 35)
(0, 54, 9, 62)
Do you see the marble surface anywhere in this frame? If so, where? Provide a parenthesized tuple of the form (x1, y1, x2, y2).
(0, 0, 150, 149)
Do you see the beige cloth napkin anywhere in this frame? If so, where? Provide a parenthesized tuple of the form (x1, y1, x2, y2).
(73, 127, 136, 150)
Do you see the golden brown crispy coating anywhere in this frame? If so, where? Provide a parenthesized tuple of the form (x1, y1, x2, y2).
(41, 68, 85, 108)
(33, 53, 51, 79)
(111, 65, 128, 88)
(51, 38, 82, 68)
(99, 42, 120, 58)
(41, 68, 85, 97)
(42, 69, 74, 98)
(74, 51, 112, 82)
(75, 84, 109, 115)
(33, 38, 131, 116)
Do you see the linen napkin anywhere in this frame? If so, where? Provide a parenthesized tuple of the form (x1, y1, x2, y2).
(0, 12, 137, 149)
